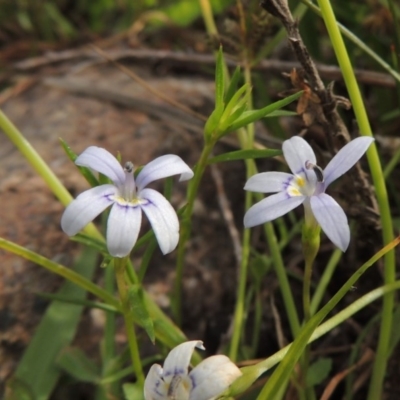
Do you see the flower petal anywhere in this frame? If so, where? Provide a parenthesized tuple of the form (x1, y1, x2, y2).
(244, 172, 294, 193)
(244, 192, 305, 228)
(162, 341, 205, 385)
(144, 364, 168, 400)
(139, 188, 180, 254)
(310, 193, 350, 251)
(282, 136, 316, 175)
(323, 137, 374, 188)
(136, 154, 193, 191)
(106, 203, 142, 257)
(189, 355, 242, 400)
(61, 184, 116, 236)
(75, 146, 125, 185)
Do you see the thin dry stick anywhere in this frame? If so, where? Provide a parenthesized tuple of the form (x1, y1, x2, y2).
(320, 349, 374, 400)
(14, 48, 396, 88)
(260, 0, 379, 218)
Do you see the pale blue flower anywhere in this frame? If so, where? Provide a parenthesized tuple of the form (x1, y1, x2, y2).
(144, 340, 242, 400)
(244, 136, 374, 251)
(61, 146, 193, 257)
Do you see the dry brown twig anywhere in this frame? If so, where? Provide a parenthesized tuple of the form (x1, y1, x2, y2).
(260, 0, 379, 223)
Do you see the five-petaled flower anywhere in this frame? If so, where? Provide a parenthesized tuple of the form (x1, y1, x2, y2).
(61, 146, 193, 257)
(144, 340, 242, 400)
(244, 136, 374, 251)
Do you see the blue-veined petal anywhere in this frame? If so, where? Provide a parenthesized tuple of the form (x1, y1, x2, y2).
(189, 355, 242, 400)
(139, 188, 180, 255)
(282, 136, 316, 175)
(136, 155, 193, 191)
(61, 184, 116, 236)
(144, 364, 167, 400)
(162, 341, 205, 385)
(310, 193, 350, 251)
(244, 191, 305, 228)
(75, 146, 125, 185)
(244, 172, 293, 193)
(323, 137, 374, 188)
(106, 202, 142, 257)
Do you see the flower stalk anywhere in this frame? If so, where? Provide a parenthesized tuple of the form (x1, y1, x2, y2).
(173, 140, 215, 323)
(114, 256, 144, 386)
(315, 2, 396, 398)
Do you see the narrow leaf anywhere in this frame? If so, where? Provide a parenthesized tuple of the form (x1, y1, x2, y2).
(128, 285, 155, 343)
(7, 247, 98, 400)
(57, 347, 100, 384)
(208, 149, 282, 164)
(225, 66, 242, 104)
(204, 104, 224, 138)
(215, 46, 225, 108)
(59, 138, 99, 187)
(225, 91, 303, 133)
(35, 292, 119, 313)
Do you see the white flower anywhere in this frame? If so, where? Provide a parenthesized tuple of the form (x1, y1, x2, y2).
(244, 136, 374, 251)
(144, 341, 242, 400)
(61, 146, 193, 257)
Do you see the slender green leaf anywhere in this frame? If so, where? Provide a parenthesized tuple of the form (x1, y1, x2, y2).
(35, 292, 119, 313)
(257, 238, 400, 398)
(219, 103, 247, 132)
(225, 91, 303, 133)
(128, 285, 155, 343)
(59, 139, 99, 187)
(57, 347, 100, 384)
(215, 47, 225, 109)
(6, 247, 98, 400)
(220, 83, 249, 125)
(72, 233, 108, 253)
(208, 149, 282, 164)
(225, 66, 242, 104)
(204, 104, 224, 138)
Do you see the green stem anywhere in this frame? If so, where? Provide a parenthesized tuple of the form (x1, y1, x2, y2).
(229, 54, 254, 361)
(256, 237, 399, 399)
(265, 221, 301, 337)
(315, 1, 396, 398)
(301, 0, 400, 83)
(114, 257, 144, 386)
(0, 237, 121, 310)
(259, 280, 400, 374)
(310, 248, 342, 314)
(173, 141, 215, 323)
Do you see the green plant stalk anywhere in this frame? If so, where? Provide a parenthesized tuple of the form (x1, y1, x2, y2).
(255, 237, 399, 399)
(0, 109, 102, 241)
(383, 144, 400, 179)
(301, 221, 320, 400)
(310, 248, 342, 314)
(301, 0, 400, 83)
(316, 2, 396, 398)
(228, 270, 400, 399)
(173, 141, 215, 323)
(229, 58, 255, 361)
(114, 257, 144, 386)
(0, 237, 121, 310)
(262, 281, 400, 374)
(264, 220, 301, 338)
(101, 262, 117, 397)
